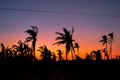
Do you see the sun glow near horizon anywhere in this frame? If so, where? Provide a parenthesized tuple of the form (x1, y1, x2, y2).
(0, 27, 120, 60)
(0, 28, 119, 60)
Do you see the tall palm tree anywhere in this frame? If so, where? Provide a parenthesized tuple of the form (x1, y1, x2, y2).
(24, 26, 38, 61)
(108, 32, 114, 59)
(99, 35, 108, 60)
(53, 27, 75, 60)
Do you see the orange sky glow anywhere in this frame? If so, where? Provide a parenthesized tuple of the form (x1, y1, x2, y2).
(1, 31, 119, 60)
(0, 0, 120, 60)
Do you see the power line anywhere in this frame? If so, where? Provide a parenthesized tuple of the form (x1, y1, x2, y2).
(0, 7, 120, 17)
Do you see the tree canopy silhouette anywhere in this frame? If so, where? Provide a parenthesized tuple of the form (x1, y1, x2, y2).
(24, 26, 38, 61)
(90, 50, 102, 61)
(12, 40, 24, 56)
(99, 33, 114, 60)
(74, 42, 80, 57)
(108, 32, 114, 59)
(37, 45, 52, 61)
(53, 27, 75, 60)
(99, 35, 108, 60)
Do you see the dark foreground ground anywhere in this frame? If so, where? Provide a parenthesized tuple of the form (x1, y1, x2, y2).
(0, 60, 120, 80)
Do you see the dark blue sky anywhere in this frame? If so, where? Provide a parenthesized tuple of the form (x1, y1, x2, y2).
(0, 0, 120, 58)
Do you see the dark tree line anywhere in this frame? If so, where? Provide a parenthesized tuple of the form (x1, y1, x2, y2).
(0, 26, 117, 65)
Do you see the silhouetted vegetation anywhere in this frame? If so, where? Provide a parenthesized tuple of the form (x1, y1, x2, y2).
(37, 45, 52, 61)
(108, 32, 114, 59)
(0, 26, 119, 80)
(99, 35, 109, 60)
(24, 26, 38, 61)
(53, 27, 75, 60)
(57, 49, 63, 61)
(99, 33, 114, 60)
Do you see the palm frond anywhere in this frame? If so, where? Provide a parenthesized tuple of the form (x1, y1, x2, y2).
(53, 41, 66, 46)
(99, 40, 106, 45)
(25, 37, 33, 42)
(17, 40, 22, 46)
(108, 32, 113, 38)
(63, 27, 69, 35)
(108, 32, 114, 43)
(25, 29, 36, 36)
(12, 45, 18, 48)
(55, 32, 64, 37)
(55, 36, 65, 40)
(99, 40, 104, 43)
(31, 26, 38, 34)
(102, 35, 107, 40)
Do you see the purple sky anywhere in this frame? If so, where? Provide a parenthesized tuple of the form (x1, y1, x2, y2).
(0, 0, 120, 58)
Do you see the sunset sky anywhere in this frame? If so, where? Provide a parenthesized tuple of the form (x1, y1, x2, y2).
(0, 0, 120, 59)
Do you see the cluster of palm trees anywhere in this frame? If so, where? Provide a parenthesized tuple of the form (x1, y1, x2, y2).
(99, 33, 114, 60)
(37, 45, 56, 61)
(0, 26, 38, 64)
(0, 40, 33, 64)
(85, 33, 114, 61)
(0, 26, 116, 64)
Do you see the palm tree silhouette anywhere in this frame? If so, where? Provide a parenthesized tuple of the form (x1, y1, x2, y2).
(74, 42, 80, 57)
(53, 27, 75, 60)
(99, 35, 108, 60)
(37, 45, 52, 61)
(24, 26, 38, 61)
(108, 32, 114, 59)
(12, 40, 24, 56)
(57, 49, 63, 61)
(102, 48, 109, 60)
(0, 43, 5, 63)
(23, 43, 32, 57)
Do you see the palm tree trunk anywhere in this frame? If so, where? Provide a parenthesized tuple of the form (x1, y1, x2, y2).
(65, 48, 68, 61)
(71, 44, 75, 60)
(110, 43, 112, 59)
(106, 43, 109, 60)
(32, 39, 36, 61)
